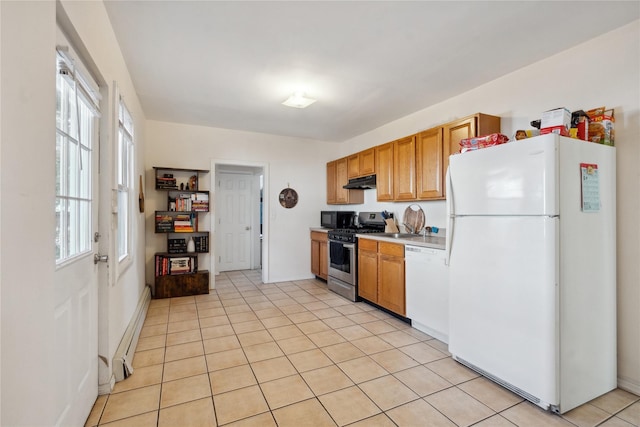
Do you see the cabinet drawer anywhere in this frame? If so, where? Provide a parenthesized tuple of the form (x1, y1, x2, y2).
(358, 238, 378, 252)
(311, 231, 328, 242)
(379, 242, 404, 257)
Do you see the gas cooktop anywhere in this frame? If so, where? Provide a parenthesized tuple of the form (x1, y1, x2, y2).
(328, 227, 385, 242)
(328, 212, 387, 243)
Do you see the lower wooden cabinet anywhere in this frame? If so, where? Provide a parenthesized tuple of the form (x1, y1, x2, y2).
(155, 271, 209, 298)
(358, 238, 379, 302)
(310, 231, 328, 280)
(358, 238, 405, 316)
(377, 242, 406, 316)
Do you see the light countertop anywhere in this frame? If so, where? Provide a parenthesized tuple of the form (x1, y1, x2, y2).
(357, 233, 446, 250)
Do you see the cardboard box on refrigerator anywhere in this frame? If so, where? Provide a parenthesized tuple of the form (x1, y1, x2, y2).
(541, 108, 571, 136)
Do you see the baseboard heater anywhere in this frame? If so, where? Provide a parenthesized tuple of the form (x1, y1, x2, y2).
(113, 285, 152, 382)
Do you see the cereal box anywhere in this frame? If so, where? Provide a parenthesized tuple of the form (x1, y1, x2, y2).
(588, 114, 615, 146)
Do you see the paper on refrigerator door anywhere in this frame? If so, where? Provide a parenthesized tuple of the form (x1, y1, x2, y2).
(580, 163, 600, 212)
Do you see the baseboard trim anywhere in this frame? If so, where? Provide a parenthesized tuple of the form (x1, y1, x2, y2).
(618, 377, 640, 396)
(112, 285, 151, 382)
(98, 374, 115, 395)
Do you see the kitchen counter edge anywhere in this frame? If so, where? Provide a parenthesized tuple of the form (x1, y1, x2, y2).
(357, 233, 446, 250)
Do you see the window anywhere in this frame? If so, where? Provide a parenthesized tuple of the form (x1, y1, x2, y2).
(117, 99, 134, 262)
(55, 52, 99, 264)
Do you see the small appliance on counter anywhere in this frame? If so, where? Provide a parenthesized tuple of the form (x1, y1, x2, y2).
(320, 210, 355, 229)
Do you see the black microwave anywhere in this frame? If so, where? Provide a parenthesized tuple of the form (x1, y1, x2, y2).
(321, 211, 356, 229)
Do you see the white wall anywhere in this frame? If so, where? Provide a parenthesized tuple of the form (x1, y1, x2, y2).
(145, 122, 338, 283)
(1, 2, 57, 424)
(1, 1, 148, 424)
(341, 21, 640, 393)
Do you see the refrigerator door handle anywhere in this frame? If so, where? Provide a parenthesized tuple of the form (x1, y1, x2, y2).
(446, 168, 453, 266)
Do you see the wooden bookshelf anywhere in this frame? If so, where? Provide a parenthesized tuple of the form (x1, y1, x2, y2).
(153, 167, 210, 298)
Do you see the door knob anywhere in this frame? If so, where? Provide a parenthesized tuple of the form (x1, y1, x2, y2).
(94, 254, 109, 264)
(245, 226, 251, 230)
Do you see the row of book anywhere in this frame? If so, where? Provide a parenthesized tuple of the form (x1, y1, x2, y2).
(156, 175, 178, 189)
(169, 193, 209, 212)
(155, 213, 198, 233)
(167, 235, 209, 254)
(155, 254, 198, 276)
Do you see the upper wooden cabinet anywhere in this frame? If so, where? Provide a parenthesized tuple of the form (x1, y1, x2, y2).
(416, 127, 444, 199)
(327, 112, 500, 202)
(443, 113, 501, 195)
(335, 157, 350, 204)
(326, 158, 364, 205)
(348, 148, 376, 179)
(375, 142, 394, 202)
(326, 160, 337, 204)
(359, 148, 376, 176)
(393, 135, 417, 201)
(347, 154, 360, 179)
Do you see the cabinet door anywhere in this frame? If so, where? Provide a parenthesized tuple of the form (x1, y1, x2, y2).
(416, 127, 444, 199)
(326, 161, 337, 204)
(335, 157, 349, 204)
(348, 153, 360, 179)
(319, 240, 328, 280)
(378, 242, 405, 315)
(378, 252, 405, 316)
(444, 117, 475, 198)
(359, 148, 376, 176)
(393, 135, 417, 200)
(311, 239, 320, 276)
(358, 239, 378, 303)
(375, 142, 394, 201)
(444, 116, 475, 162)
(443, 114, 501, 197)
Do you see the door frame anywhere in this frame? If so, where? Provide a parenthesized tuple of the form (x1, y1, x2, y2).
(210, 159, 269, 287)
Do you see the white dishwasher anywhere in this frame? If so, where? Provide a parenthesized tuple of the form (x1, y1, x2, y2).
(405, 245, 449, 343)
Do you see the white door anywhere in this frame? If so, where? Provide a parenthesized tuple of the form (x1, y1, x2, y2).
(217, 172, 252, 271)
(53, 58, 100, 425)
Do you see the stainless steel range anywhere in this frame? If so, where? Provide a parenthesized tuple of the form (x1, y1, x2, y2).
(327, 212, 386, 301)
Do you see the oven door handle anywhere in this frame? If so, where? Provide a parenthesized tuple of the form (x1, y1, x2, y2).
(343, 243, 355, 250)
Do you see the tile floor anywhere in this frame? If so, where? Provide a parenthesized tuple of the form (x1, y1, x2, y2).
(86, 270, 640, 427)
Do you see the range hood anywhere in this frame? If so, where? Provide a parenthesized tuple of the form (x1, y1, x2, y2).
(343, 174, 376, 189)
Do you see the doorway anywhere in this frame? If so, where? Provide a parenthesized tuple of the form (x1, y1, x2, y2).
(211, 160, 269, 286)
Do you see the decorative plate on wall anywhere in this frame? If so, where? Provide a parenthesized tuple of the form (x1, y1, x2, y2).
(279, 187, 299, 208)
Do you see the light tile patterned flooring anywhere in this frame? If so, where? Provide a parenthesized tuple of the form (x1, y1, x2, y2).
(86, 270, 640, 427)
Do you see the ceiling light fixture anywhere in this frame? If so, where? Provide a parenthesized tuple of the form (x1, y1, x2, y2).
(282, 91, 317, 108)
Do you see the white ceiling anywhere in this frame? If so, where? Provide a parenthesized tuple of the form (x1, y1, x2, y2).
(103, 1, 639, 142)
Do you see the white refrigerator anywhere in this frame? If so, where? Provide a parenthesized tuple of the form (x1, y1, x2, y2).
(446, 133, 617, 414)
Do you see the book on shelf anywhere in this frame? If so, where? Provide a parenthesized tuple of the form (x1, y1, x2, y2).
(191, 193, 209, 211)
(155, 254, 198, 276)
(168, 238, 187, 254)
(167, 192, 209, 212)
(156, 176, 178, 189)
(155, 214, 174, 232)
(193, 235, 209, 252)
